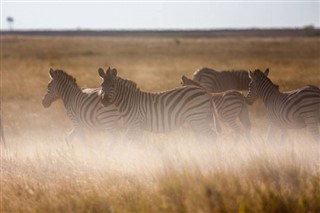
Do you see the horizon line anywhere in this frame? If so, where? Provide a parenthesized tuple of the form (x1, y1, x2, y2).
(1, 26, 319, 31)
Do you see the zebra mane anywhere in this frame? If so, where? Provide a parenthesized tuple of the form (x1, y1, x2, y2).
(195, 67, 248, 74)
(223, 70, 248, 74)
(221, 70, 248, 76)
(52, 70, 79, 88)
(117, 76, 140, 91)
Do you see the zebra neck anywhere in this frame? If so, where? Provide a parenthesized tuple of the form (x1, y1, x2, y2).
(113, 81, 140, 113)
(58, 84, 83, 107)
(259, 85, 280, 106)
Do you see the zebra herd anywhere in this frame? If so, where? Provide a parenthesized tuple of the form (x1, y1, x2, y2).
(42, 67, 320, 143)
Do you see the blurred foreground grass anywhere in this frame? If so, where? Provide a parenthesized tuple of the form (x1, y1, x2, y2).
(1, 136, 320, 213)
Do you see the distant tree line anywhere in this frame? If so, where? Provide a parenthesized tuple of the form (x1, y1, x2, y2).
(303, 25, 319, 37)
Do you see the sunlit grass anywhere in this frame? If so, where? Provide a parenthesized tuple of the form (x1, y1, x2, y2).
(1, 35, 320, 212)
(1, 134, 319, 212)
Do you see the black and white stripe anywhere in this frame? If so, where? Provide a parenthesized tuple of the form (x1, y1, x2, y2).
(181, 75, 251, 140)
(192, 67, 251, 93)
(247, 69, 320, 142)
(99, 68, 219, 142)
(42, 68, 120, 141)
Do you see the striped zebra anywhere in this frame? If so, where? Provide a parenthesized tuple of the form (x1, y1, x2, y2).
(42, 68, 121, 142)
(98, 67, 219, 142)
(181, 75, 251, 140)
(192, 67, 251, 93)
(247, 69, 320, 142)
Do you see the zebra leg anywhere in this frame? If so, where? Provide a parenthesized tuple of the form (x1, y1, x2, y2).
(266, 124, 278, 142)
(110, 129, 122, 143)
(126, 124, 144, 143)
(67, 128, 86, 145)
(226, 119, 242, 142)
(239, 105, 251, 142)
(189, 119, 217, 143)
(304, 117, 320, 142)
(67, 129, 76, 144)
(0, 128, 6, 148)
(280, 129, 288, 142)
(0, 118, 6, 148)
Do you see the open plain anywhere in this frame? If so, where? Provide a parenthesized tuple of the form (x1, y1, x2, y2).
(1, 32, 320, 212)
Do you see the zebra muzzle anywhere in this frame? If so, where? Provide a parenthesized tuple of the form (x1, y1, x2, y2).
(42, 99, 51, 108)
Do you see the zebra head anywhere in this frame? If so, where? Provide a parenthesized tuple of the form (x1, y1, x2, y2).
(246, 68, 270, 104)
(99, 67, 118, 107)
(42, 68, 60, 108)
(180, 75, 205, 89)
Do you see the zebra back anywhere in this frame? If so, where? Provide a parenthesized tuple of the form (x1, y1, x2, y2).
(192, 67, 251, 92)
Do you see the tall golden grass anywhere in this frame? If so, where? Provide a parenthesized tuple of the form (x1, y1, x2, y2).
(1, 35, 320, 212)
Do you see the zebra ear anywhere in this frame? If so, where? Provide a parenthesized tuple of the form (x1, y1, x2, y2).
(49, 68, 54, 78)
(98, 68, 105, 78)
(264, 68, 269, 76)
(181, 75, 187, 85)
(106, 67, 116, 76)
(110, 68, 117, 77)
(181, 75, 188, 82)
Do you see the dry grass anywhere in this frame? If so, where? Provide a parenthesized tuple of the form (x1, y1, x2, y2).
(1, 138, 320, 213)
(1, 35, 320, 212)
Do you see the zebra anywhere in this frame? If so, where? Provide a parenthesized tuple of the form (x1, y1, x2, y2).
(247, 68, 320, 142)
(181, 75, 251, 140)
(98, 67, 219, 142)
(192, 67, 252, 93)
(42, 68, 121, 142)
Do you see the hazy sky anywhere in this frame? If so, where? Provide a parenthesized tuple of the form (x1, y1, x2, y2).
(1, 1, 319, 30)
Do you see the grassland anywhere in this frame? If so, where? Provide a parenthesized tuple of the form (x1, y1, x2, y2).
(1, 34, 320, 212)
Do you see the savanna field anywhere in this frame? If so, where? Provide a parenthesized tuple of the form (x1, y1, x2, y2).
(1, 33, 320, 212)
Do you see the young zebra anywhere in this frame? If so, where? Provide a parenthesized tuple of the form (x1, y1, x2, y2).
(247, 69, 320, 142)
(42, 68, 121, 142)
(98, 67, 219, 142)
(192, 67, 251, 93)
(181, 75, 251, 140)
